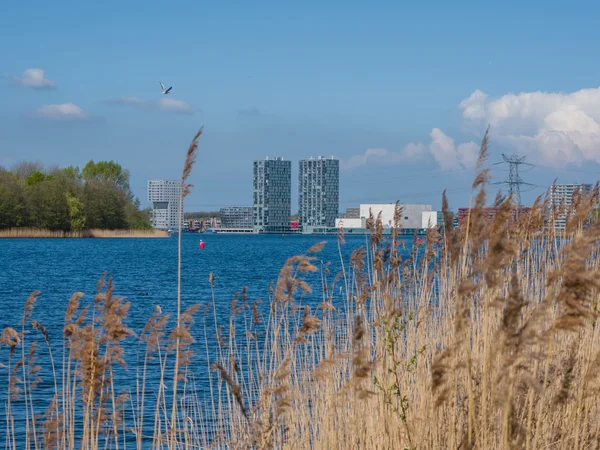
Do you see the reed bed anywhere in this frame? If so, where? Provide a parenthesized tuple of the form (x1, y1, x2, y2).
(0, 228, 168, 238)
(2, 128, 600, 449)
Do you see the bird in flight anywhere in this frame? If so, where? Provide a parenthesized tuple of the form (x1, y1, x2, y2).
(159, 81, 172, 95)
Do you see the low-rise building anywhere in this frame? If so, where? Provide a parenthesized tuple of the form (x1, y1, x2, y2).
(359, 203, 433, 229)
(335, 217, 366, 229)
(220, 206, 253, 229)
(343, 207, 360, 219)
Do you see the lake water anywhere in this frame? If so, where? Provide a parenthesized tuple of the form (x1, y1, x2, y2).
(0, 233, 417, 445)
(1, 234, 380, 333)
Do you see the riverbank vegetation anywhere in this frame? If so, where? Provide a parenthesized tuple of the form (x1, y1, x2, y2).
(0, 160, 151, 232)
(3, 129, 600, 449)
(0, 227, 167, 238)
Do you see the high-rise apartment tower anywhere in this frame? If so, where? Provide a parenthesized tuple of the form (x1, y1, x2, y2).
(253, 157, 292, 233)
(298, 156, 339, 228)
(148, 180, 182, 229)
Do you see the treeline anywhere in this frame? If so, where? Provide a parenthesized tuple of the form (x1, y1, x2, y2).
(0, 160, 151, 231)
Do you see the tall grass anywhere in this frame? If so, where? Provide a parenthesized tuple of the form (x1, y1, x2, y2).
(2, 128, 600, 449)
(0, 228, 168, 238)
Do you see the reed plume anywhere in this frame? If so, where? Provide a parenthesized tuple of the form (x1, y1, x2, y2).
(172, 126, 204, 443)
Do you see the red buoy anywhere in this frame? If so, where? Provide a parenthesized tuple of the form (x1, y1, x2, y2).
(199, 240, 205, 249)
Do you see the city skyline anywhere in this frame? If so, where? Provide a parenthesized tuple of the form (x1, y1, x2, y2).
(148, 156, 599, 220)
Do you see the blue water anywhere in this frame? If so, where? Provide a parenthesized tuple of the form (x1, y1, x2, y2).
(1, 234, 376, 334)
(1, 233, 418, 446)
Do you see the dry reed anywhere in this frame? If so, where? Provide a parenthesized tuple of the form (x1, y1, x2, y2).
(0, 228, 168, 238)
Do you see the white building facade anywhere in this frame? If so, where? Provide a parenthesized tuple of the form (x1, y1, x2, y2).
(358, 203, 433, 229)
(421, 211, 438, 228)
(148, 180, 182, 230)
(335, 217, 366, 229)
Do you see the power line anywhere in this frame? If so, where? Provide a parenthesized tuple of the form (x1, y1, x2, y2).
(492, 153, 535, 206)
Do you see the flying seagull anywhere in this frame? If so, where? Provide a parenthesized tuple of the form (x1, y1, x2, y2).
(159, 81, 172, 95)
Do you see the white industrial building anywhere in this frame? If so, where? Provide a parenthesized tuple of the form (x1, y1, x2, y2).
(334, 217, 366, 229)
(358, 203, 434, 229)
(148, 180, 182, 230)
(421, 211, 438, 228)
(335, 203, 437, 230)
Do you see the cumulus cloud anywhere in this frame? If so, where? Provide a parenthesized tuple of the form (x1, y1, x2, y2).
(106, 96, 194, 114)
(9, 68, 56, 89)
(24, 103, 90, 121)
(344, 85, 600, 171)
(341, 148, 392, 170)
(342, 130, 478, 172)
(459, 87, 600, 166)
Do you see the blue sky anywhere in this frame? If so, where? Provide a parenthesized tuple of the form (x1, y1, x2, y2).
(2, 1, 600, 212)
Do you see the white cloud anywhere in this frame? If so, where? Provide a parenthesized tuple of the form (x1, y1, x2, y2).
(345, 85, 600, 171)
(404, 129, 479, 171)
(342, 130, 478, 172)
(459, 89, 488, 121)
(157, 98, 193, 114)
(10, 68, 56, 89)
(460, 87, 600, 166)
(341, 148, 391, 170)
(106, 96, 194, 114)
(25, 103, 90, 121)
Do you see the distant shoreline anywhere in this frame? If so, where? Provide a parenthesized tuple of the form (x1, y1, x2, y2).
(0, 228, 168, 238)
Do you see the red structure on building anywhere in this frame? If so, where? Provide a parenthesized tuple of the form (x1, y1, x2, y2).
(290, 221, 299, 230)
(457, 206, 531, 228)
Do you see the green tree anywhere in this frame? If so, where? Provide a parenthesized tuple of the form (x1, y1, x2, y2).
(12, 161, 44, 180)
(24, 175, 70, 230)
(25, 171, 47, 186)
(1, 160, 149, 232)
(82, 160, 130, 191)
(82, 180, 128, 229)
(62, 165, 82, 180)
(124, 199, 152, 229)
(65, 192, 86, 231)
(0, 170, 25, 228)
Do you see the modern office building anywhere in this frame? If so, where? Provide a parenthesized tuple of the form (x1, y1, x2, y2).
(148, 180, 182, 230)
(253, 157, 292, 233)
(298, 156, 339, 228)
(220, 206, 253, 229)
(549, 183, 594, 230)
